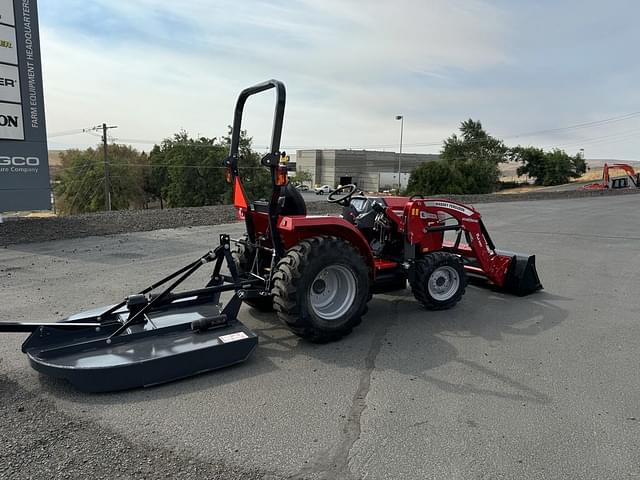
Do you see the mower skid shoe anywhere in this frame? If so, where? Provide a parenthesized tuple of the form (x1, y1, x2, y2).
(501, 252, 543, 296)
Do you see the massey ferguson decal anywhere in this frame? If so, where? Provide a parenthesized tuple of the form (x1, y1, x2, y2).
(424, 200, 475, 217)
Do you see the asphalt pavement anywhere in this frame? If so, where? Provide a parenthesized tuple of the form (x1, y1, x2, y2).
(1, 195, 639, 479)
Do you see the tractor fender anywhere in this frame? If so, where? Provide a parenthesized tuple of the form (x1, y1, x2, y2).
(276, 215, 375, 275)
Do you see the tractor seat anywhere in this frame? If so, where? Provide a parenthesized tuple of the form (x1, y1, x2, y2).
(253, 184, 307, 216)
(280, 184, 307, 215)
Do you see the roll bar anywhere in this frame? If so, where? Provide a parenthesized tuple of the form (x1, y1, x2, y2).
(223, 80, 288, 257)
(225, 79, 286, 175)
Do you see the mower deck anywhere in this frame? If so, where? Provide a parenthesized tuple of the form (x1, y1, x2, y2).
(22, 298, 257, 393)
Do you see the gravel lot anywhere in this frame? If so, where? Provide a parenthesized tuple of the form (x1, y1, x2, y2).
(2, 188, 638, 247)
(0, 202, 341, 246)
(0, 375, 278, 480)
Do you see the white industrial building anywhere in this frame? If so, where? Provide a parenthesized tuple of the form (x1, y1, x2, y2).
(295, 149, 439, 191)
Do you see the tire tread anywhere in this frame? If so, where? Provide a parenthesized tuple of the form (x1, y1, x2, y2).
(271, 236, 369, 343)
(410, 252, 466, 310)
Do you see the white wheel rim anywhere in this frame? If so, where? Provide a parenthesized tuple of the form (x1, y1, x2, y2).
(309, 265, 357, 320)
(427, 266, 460, 301)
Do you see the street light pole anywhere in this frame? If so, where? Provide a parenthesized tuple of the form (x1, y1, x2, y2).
(395, 115, 403, 193)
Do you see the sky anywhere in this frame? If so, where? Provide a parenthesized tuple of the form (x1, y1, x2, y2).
(39, 0, 640, 160)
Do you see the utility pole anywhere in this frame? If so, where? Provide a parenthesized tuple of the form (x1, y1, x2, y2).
(88, 123, 117, 211)
(395, 115, 404, 193)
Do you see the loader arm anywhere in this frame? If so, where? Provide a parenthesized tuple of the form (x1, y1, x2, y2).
(404, 199, 541, 295)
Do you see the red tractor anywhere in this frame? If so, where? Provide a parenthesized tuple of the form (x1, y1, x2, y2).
(0, 79, 542, 392)
(226, 80, 542, 342)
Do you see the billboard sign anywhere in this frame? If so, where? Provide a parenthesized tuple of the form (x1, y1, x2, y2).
(0, 0, 49, 212)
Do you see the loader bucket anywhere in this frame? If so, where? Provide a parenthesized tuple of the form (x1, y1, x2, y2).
(502, 253, 543, 296)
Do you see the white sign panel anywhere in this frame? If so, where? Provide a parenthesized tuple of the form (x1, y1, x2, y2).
(0, 63, 20, 102)
(0, 0, 15, 26)
(0, 101, 24, 139)
(0, 23, 17, 64)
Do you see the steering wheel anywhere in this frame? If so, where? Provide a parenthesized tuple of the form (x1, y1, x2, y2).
(409, 194, 425, 201)
(328, 184, 358, 206)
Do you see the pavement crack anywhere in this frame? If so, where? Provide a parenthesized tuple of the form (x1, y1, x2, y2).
(291, 299, 401, 480)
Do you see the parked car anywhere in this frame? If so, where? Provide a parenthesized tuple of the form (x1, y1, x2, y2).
(314, 185, 331, 195)
(295, 184, 309, 191)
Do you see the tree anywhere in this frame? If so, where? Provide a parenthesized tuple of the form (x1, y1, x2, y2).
(221, 127, 272, 202)
(406, 161, 465, 195)
(54, 144, 147, 214)
(407, 119, 508, 195)
(290, 169, 312, 186)
(511, 146, 586, 186)
(148, 131, 227, 207)
(146, 144, 169, 208)
(510, 146, 546, 183)
(147, 128, 271, 208)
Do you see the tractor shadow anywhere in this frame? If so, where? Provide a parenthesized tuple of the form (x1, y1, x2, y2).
(245, 286, 570, 405)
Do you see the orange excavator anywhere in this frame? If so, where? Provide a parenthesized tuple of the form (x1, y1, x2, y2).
(582, 163, 640, 190)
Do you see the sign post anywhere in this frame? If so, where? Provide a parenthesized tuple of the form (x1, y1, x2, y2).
(0, 0, 49, 212)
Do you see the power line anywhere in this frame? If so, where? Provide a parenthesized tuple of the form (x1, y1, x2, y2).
(504, 111, 640, 139)
(542, 127, 640, 150)
(47, 128, 91, 138)
(46, 109, 640, 154)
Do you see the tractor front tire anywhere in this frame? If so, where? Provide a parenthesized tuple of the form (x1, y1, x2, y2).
(271, 236, 370, 343)
(410, 252, 466, 310)
(232, 242, 274, 312)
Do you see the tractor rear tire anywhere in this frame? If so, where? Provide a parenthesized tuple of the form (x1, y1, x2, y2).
(410, 252, 466, 310)
(271, 236, 370, 343)
(232, 242, 274, 312)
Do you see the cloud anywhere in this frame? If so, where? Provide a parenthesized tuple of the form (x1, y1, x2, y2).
(40, 0, 640, 159)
